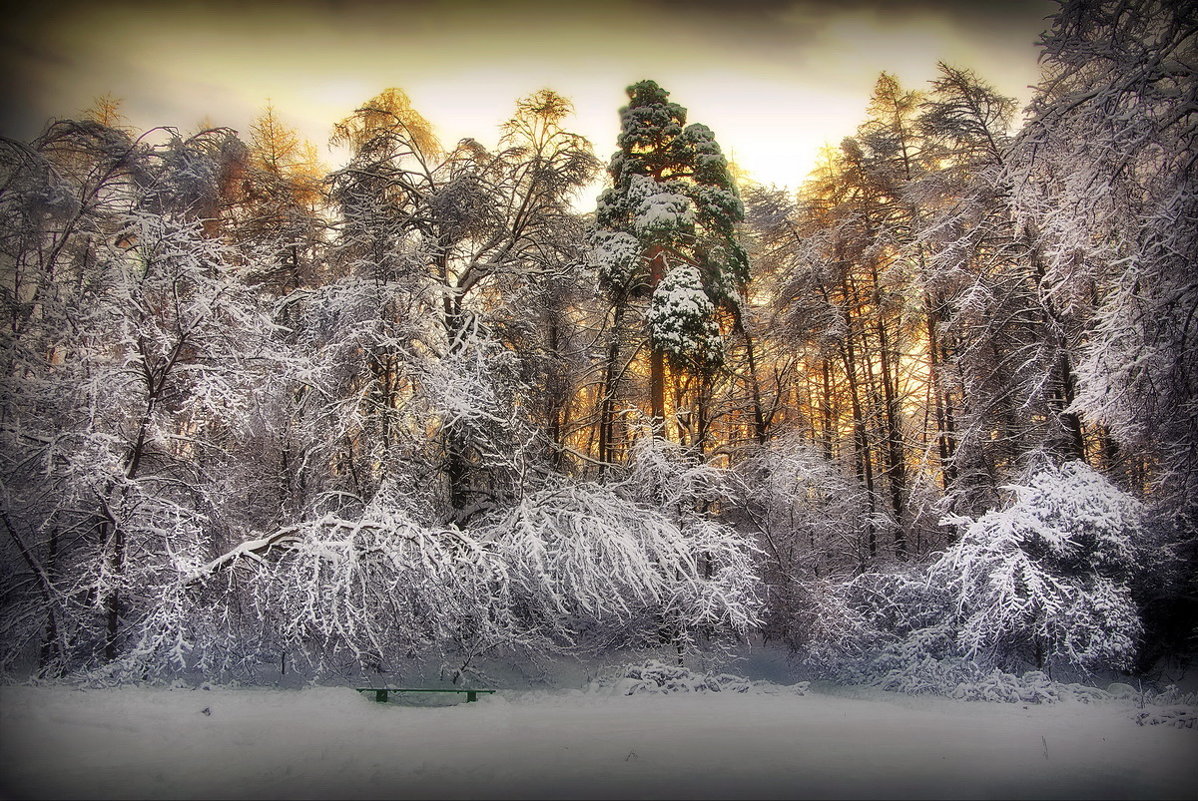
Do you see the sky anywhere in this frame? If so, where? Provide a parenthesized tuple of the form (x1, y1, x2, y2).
(1, 0, 1057, 200)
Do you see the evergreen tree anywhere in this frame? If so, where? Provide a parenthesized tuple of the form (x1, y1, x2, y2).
(593, 80, 748, 442)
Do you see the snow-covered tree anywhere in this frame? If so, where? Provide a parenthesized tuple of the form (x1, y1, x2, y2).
(231, 104, 326, 292)
(327, 88, 597, 515)
(0, 138, 278, 675)
(911, 63, 1021, 519)
(1005, 0, 1197, 662)
(592, 80, 749, 445)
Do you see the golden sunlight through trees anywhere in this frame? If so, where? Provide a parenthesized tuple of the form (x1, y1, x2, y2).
(331, 87, 442, 160)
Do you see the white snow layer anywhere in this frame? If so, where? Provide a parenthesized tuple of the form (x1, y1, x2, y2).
(1, 682, 1192, 799)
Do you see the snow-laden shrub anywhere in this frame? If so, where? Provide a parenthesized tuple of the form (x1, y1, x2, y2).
(936, 461, 1144, 672)
(853, 656, 1156, 708)
(480, 481, 763, 651)
(949, 668, 1064, 704)
(592, 659, 808, 696)
(802, 462, 1147, 697)
(620, 433, 729, 512)
(96, 503, 491, 682)
(871, 655, 989, 698)
(110, 476, 762, 683)
(723, 437, 872, 650)
(944, 669, 1135, 705)
(1132, 708, 1196, 729)
(1116, 683, 1198, 729)
(1143, 684, 1198, 707)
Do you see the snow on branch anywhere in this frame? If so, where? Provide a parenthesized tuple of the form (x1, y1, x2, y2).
(156, 477, 762, 679)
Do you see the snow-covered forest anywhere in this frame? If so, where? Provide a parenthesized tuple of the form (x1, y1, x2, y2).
(1, 0, 1194, 710)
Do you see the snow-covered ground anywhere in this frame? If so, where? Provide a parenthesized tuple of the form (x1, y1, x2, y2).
(1, 680, 1192, 800)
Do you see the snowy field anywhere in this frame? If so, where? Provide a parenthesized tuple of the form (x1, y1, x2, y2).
(1, 681, 1193, 800)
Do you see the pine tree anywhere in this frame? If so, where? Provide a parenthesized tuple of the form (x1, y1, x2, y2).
(593, 80, 748, 445)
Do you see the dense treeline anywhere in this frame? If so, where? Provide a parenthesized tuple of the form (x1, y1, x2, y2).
(1, 0, 1193, 687)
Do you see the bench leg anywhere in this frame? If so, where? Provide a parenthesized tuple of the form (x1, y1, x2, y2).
(374, 690, 389, 703)
(466, 691, 477, 702)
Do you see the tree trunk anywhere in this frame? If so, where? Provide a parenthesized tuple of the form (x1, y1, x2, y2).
(647, 246, 667, 429)
(1056, 351, 1086, 461)
(651, 347, 666, 433)
(925, 303, 958, 491)
(839, 284, 877, 563)
(875, 317, 908, 559)
(546, 317, 564, 469)
(103, 518, 124, 661)
(598, 302, 627, 477)
(734, 310, 769, 445)
(820, 358, 835, 461)
(37, 528, 60, 674)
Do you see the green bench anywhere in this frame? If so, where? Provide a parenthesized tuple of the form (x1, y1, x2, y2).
(356, 687, 497, 703)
